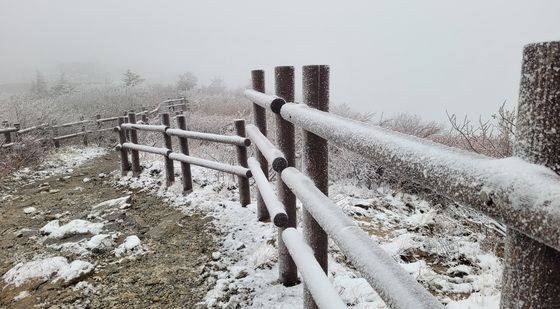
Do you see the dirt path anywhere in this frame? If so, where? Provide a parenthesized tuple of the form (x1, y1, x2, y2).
(0, 152, 216, 308)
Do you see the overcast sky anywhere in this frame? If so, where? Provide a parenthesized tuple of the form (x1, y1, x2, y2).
(1, 0, 559, 121)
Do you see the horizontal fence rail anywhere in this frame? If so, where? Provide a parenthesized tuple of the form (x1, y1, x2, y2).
(282, 228, 347, 309)
(166, 128, 250, 146)
(247, 157, 288, 227)
(121, 123, 168, 133)
(120, 142, 172, 156)
(169, 153, 251, 178)
(246, 124, 287, 172)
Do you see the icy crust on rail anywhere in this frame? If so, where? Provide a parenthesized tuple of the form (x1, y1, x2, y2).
(282, 228, 346, 309)
(168, 153, 250, 178)
(281, 167, 445, 309)
(246, 125, 287, 172)
(247, 157, 287, 227)
(166, 128, 249, 146)
(280, 103, 560, 250)
(244, 89, 285, 113)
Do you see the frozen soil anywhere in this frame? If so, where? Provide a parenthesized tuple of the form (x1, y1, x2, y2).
(0, 152, 216, 308)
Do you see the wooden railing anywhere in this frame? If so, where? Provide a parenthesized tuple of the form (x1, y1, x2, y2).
(0, 98, 183, 150)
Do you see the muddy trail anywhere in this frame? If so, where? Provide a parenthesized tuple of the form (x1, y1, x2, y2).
(0, 152, 216, 308)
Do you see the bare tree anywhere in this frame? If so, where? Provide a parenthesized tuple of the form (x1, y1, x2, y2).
(446, 101, 516, 158)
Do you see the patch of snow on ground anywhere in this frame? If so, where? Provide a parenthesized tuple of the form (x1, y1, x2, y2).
(3, 256, 94, 287)
(114, 235, 142, 257)
(11, 146, 107, 182)
(40, 219, 103, 239)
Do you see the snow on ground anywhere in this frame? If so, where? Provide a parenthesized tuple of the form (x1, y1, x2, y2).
(3, 195, 147, 288)
(12, 146, 107, 182)
(3, 256, 94, 287)
(116, 155, 503, 308)
(1, 146, 107, 202)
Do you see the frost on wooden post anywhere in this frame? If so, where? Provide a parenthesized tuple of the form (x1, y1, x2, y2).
(501, 41, 560, 308)
(280, 102, 560, 251)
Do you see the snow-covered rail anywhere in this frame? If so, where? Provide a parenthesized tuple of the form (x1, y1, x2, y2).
(246, 124, 287, 172)
(248, 157, 288, 227)
(243, 43, 560, 308)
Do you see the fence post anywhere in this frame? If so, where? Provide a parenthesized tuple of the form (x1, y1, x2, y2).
(141, 108, 149, 124)
(302, 65, 329, 309)
(52, 120, 60, 148)
(13, 123, 20, 142)
(275, 66, 298, 286)
(80, 116, 88, 146)
(123, 117, 130, 142)
(160, 113, 175, 186)
(251, 70, 270, 221)
(176, 115, 193, 193)
(501, 41, 560, 308)
(127, 112, 141, 177)
(117, 116, 130, 176)
(234, 119, 251, 207)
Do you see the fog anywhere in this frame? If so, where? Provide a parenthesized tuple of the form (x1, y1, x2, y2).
(1, 0, 559, 121)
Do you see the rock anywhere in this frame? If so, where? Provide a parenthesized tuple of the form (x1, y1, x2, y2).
(83, 177, 92, 183)
(98, 173, 107, 178)
(49, 189, 60, 194)
(233, 268, 248, 279)
(211, 252, 221, 261)
(23, 207, 36, 214)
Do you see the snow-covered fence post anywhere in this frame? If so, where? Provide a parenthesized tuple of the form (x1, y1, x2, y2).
(160, 113, 175, 186)
(127, 112, 141, 177)
(302, 65, 329, 309)
(275, 65, 298, 286)
(251, 70, 270, 221)
(52, 120, 60, 148)
(80, 116, 88, 146)
(501, 41, 560, 308)
(117, 116, 130, 176)
(176, 114, 193, 193)
(141, 110, 148, 124)
(234, 119, 251, 206)
(13, 123, 20, 142)
(181, 97, 187, 112)
(123, 117, 131, 142)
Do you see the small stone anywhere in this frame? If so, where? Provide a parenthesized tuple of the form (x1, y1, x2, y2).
(98, 173, 107, 178)
(83, 177, 92, 183)
(49, 189, 60, 194)
(23, 207, 36, 214)
(211, 252, 221, 261)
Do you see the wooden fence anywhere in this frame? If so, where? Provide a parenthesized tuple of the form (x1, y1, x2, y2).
(4, 42, 558, 308)
(0, 98, 187, 150)
(112, 41, 560, 309)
